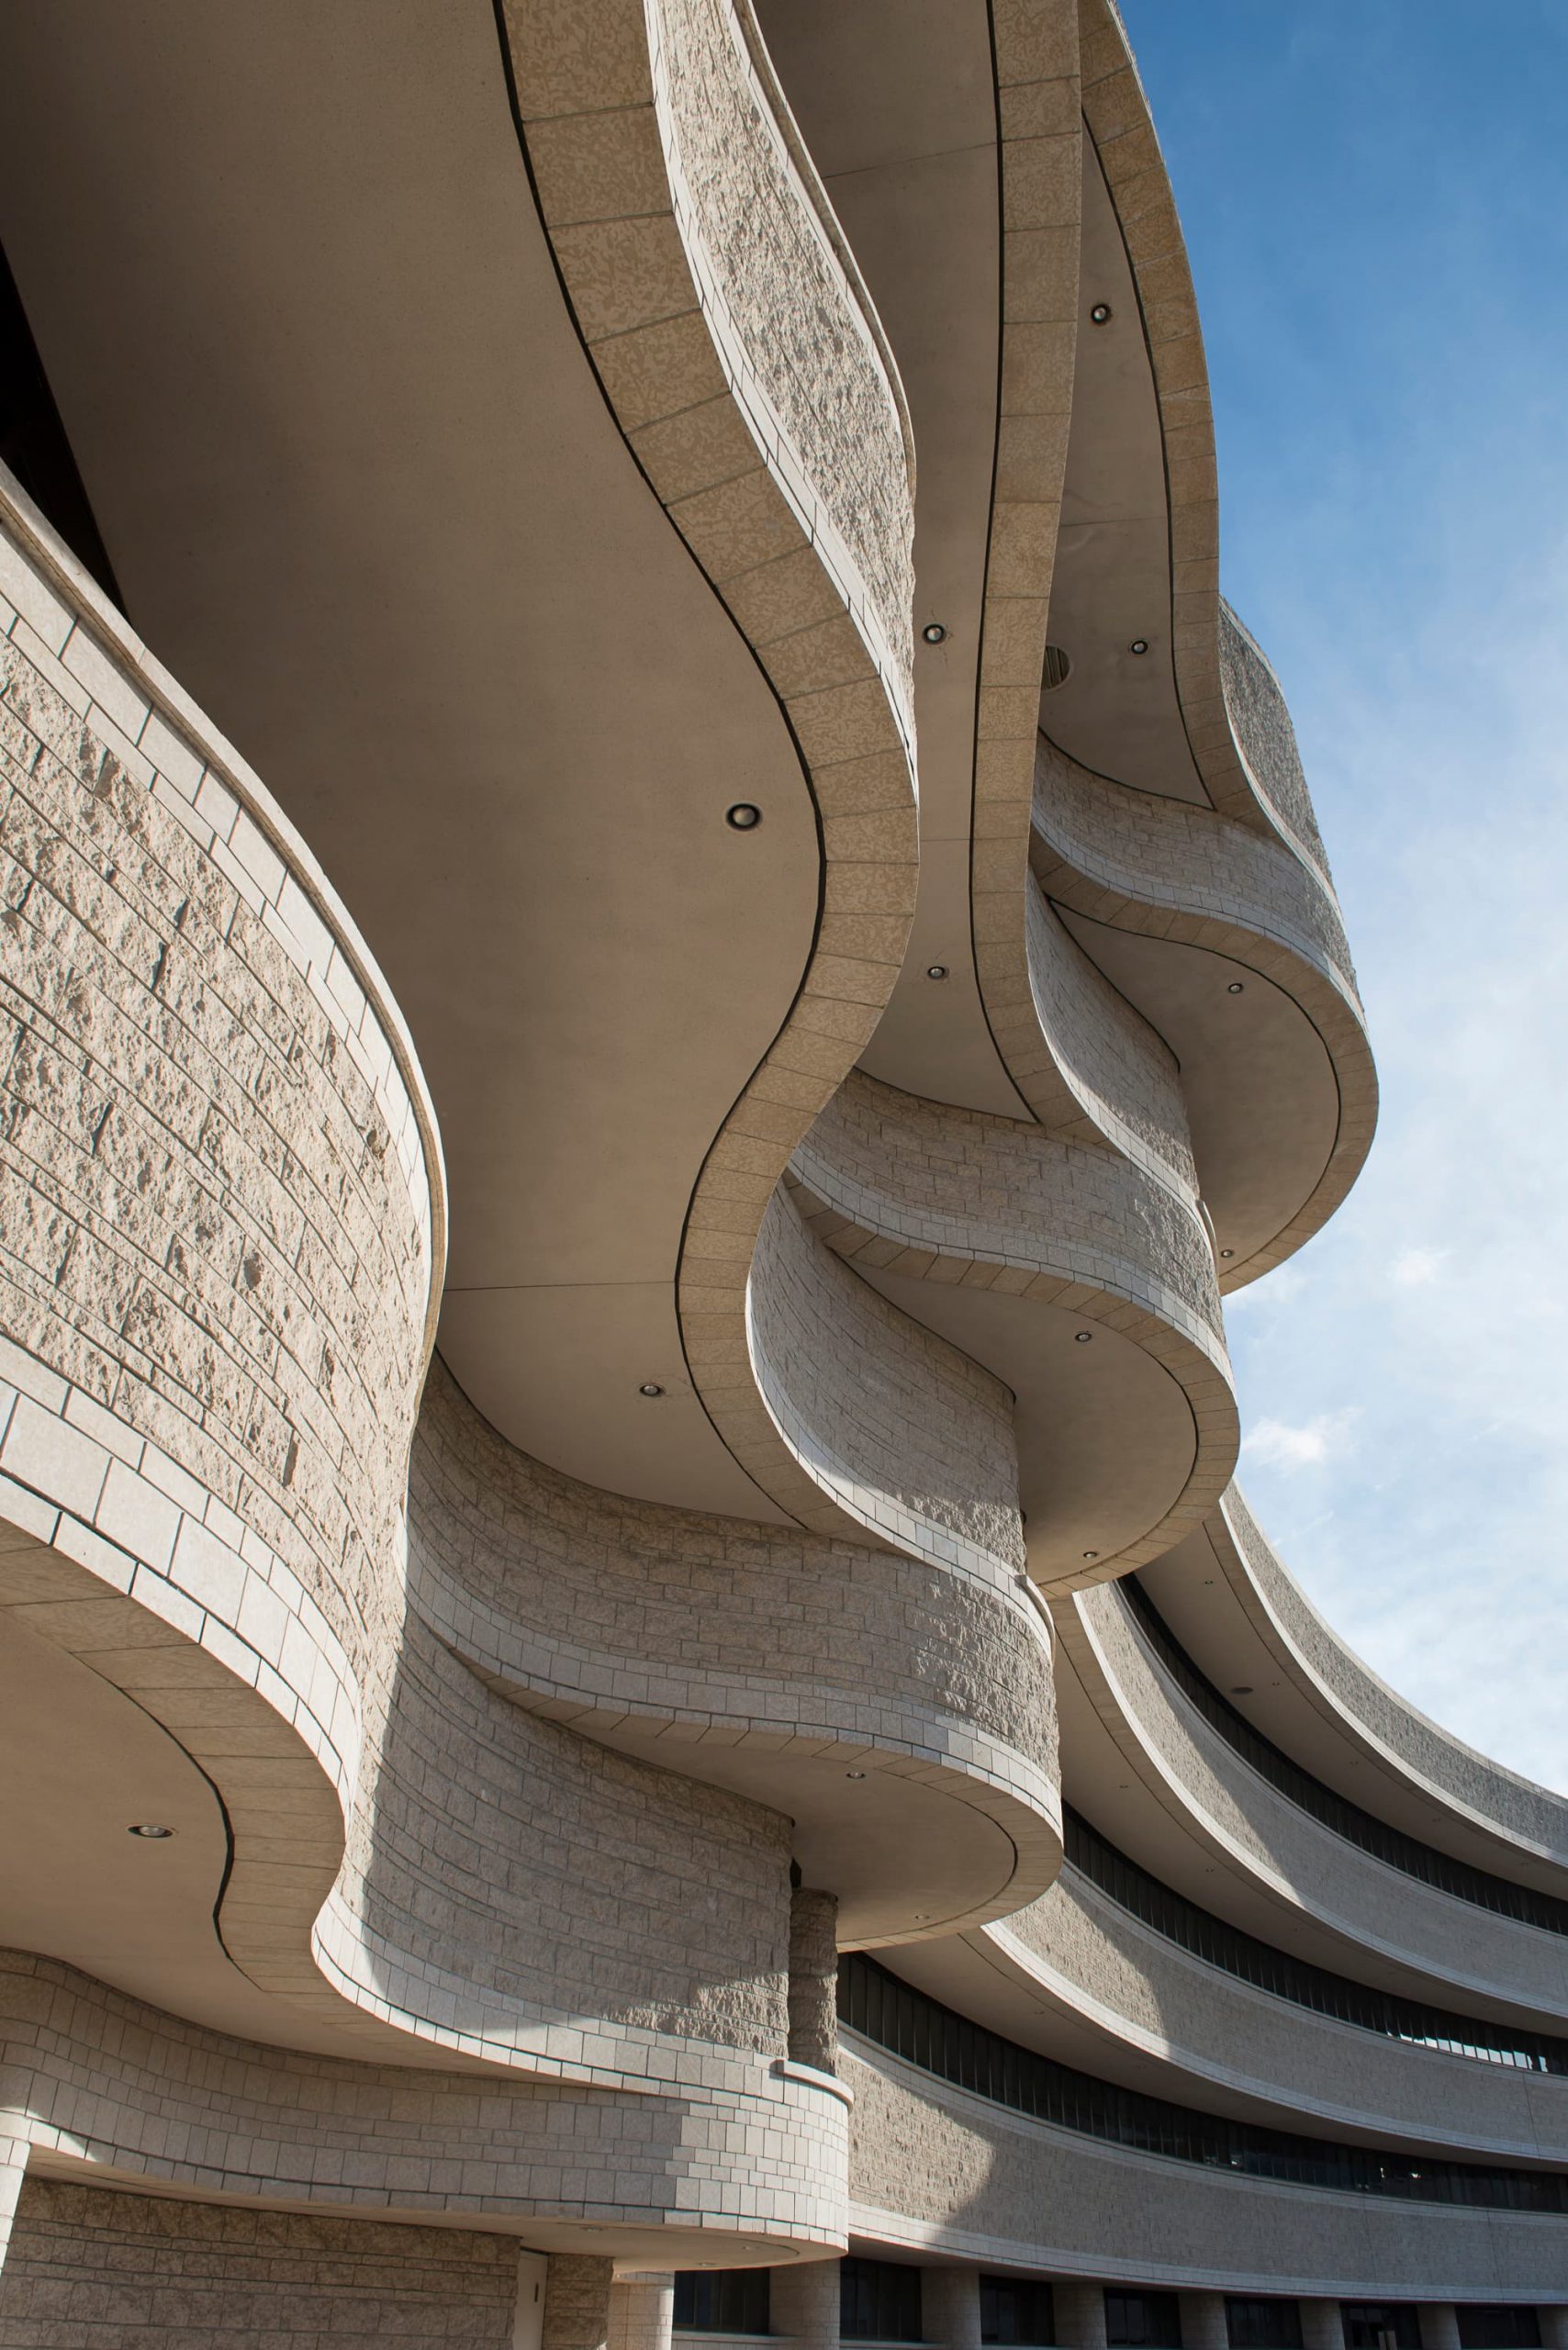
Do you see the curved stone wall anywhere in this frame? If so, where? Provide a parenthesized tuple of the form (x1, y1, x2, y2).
(0, 485, 439, 1834)
(499, 0, 928, 1537)
(1218, 601, 1332, 880)
(0, 480, 852, 2247)
(1216, 1488, 1568, 1874)
(407, 1355, 1063, 1942)
(1070, 1581, 1568, 2019)
(0, 1948, 846, 2255)
(845, 2033, 1568, 2297)
(742, 1184, 1025, 1578)
(789, 1069, 1235, 1591)
(1031, 734, 1376, 1277)
(990, 1865, 1568, 2163)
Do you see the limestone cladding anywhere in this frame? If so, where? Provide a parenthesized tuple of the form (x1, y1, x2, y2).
(409, 1357, 1060, 1866)
(0, 2178, 519, 2348)
(1217, 1486, 1568, 1874)
(744, 1186, 1025, 1575)
(1031, 735, 1376, 1279)
(0, 485, 851, 2239)
(0, 1950, 847, 2251)
(990, 1866, 1568, 2161)
(789, 1069, 1236, 1592)
(1070, 1581, 1568, 2018)
(1218, 602, 1332, 880)
(500, 0, 925, 1540)
(844, 2036, 1568, 2298)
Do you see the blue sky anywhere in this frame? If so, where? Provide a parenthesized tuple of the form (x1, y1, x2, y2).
(1116, 4, 1568, 1789)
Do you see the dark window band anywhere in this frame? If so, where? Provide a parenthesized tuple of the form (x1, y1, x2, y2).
(837, 1951, 1568, 2212)
(1066, 1805, 1568, 2074)
(1121, 1577, 1568, 1937)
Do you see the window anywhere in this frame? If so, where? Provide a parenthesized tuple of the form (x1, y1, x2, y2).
(1456, 2314, 1540, 2350)
(1226, 2302, 1305, 2350)
(840, 2260, 923, 2343)
(1340, 2308, 1420, 2350)
(980, 2277, 1056, 2344)
(1105, 2290, 1182, 2347)
(673, 2272, 771, 2334)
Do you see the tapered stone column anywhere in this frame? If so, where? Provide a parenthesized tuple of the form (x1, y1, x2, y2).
(610, 2272, 675, 2350)
(774, 2257, 842, 2350)
(1179, 2295, 1228, 2350)
(1299, 2303, 1344, 2350)
(1416, 2311, 1460, 2350)
(543, 2255, 616, 2350)
(1057, 2283, 1107, 2350)
(789, 1886, 840, 2073)
(924, 2265, 982, 2350)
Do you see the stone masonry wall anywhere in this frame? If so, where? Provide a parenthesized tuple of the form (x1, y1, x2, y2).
(0, 2177, 518, 2347)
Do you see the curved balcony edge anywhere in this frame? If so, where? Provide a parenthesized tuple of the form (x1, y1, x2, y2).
(787, 1070, 1238, 1594)
(408, 1356, 1064, 1949)
(501, 0, 938, 1537)
(0, 1947, 848, 2261)
(974, 1870, 1568, 2166)
(1215, 1486, 1568, 1880)
(1063, 1580, 1568, 2025)
(844, 2033, 1568, 2299)
(1031, 733, 1377, 1282)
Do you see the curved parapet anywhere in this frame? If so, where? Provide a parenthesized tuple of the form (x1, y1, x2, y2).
(788, 1070, 1235, 1592)
(1211, 1486, 1568, 1876)
(409, 1357, 1062, 1948)
(499, 0, 930, 1518)
(843, 2029, 1568, 2300)
(0, 1949, 846, 2262)
(933, 1850, 1568, 2167)
(0, 480, 854, 2254)
(1031, 735, 1376, 1280)
(1062, 1578, 1568, 2023)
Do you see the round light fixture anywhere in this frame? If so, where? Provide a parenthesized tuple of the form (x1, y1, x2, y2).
(922, 621, 947, 645)
(638, 1382, 664, 1398)
(1081, 1550, 1099, 1561)
(1230, 1685, 1254, 1696)
(1074, 1329, 1092, 1344)
(926, 964, 948, 980)
(1226, 980, 1244, 994)
(129, 1824, 174, 1840)
(725, 803, 761, 830)
(1090, 303, 1112, 324)
(1220, 1248, 1234, 1259)
(1129, 638, 1149, 656)
(846, 1770, 867, 1781)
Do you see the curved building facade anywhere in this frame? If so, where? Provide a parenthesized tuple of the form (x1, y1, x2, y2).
(0, 3, 1559, 2346)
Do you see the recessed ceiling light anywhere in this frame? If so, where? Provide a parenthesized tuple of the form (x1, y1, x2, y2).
(638, 1382, 664, 1397)
(1074, 1330, 1092, 1343)
(726, 803, 761, 830)
(1129, 638, 1149, 655)
(922, 621, 947, 645)
(1226, 980, 1245, 994)
(1082, 1550, 1099, 1561)
(1220, 1248, 1234, 1259)
(129, 1824, 174, 1839)
(1090, 304, 1112, 324)
(926, 964, 948, 980)
(1230, 1685, 1254, 1695)
(846, 1770, 867, 1781)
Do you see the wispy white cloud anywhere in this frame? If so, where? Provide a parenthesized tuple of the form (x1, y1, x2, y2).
(1242, 1413, 1357, 1472)
(1387, 1248, 1447, 1289)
